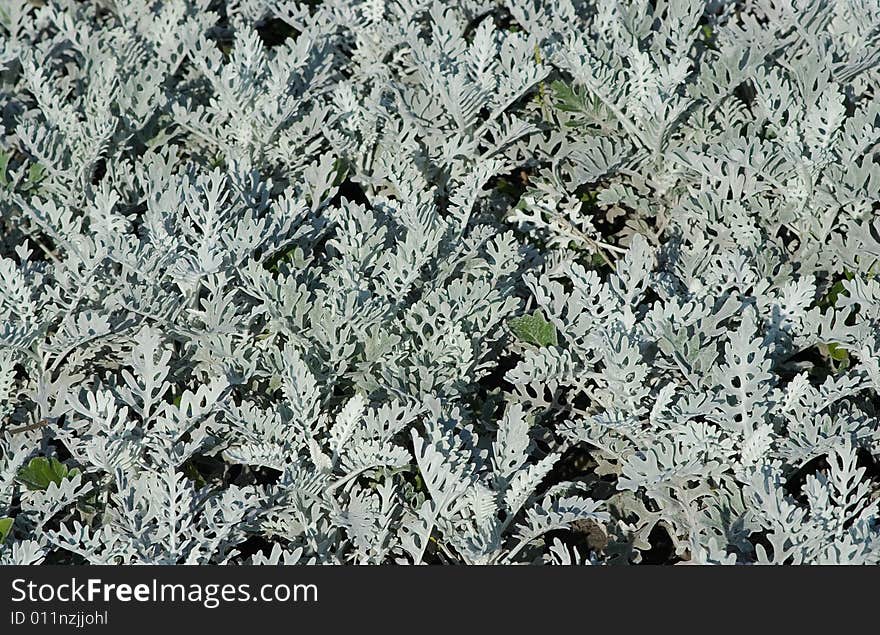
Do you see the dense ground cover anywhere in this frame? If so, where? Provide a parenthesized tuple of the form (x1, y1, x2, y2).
(1, 0, 879, 564)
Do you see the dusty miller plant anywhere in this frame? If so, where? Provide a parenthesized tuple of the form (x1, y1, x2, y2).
(0, 0, 878, 565)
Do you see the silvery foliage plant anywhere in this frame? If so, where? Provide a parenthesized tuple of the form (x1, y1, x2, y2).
(0, 0, 877, 565)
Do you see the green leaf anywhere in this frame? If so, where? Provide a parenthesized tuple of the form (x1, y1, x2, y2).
(27, 162, 45, 184)
(827, 342, 849, 361)
(332, 157, 349, 187)
(509, 310, 558, 347)
(819, 270, 855, 308)
(0, 517, 13, 542)
(0, 149, 10, 188)
(17, 457, 72, 491)
(551, 81, 583, 113)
